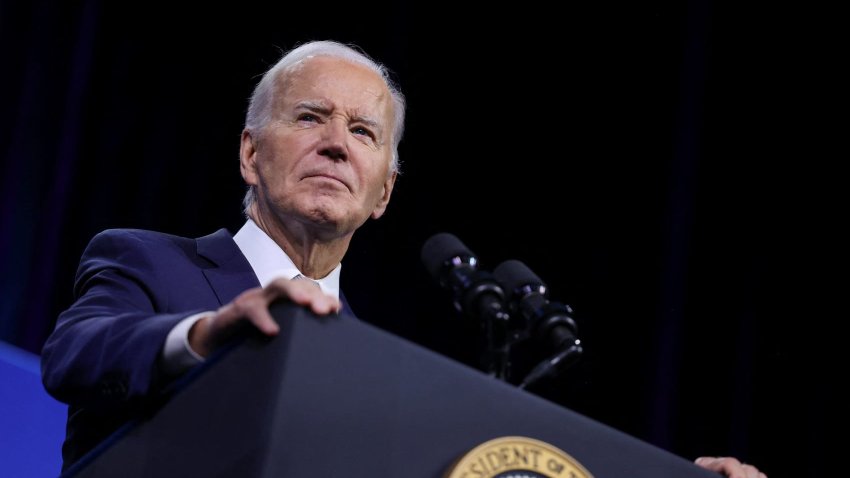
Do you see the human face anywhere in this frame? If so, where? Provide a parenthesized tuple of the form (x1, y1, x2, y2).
(240, 56, 397, 239)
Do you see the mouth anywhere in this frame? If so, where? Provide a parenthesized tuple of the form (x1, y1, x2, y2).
(303, 173, 350, 191)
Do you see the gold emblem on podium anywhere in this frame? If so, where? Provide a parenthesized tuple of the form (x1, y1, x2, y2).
(445, 436, 593, 478)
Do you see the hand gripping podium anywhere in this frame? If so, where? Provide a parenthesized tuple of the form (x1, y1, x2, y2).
(66, 303, 716, 478)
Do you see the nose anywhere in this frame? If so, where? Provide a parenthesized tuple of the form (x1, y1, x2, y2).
(317, 119, 348, 162)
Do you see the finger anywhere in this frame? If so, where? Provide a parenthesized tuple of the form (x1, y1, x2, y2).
(694, 456, 723, 469)
(307, 295, 342, 315)
(695, 457, 745, 478)
(221, 287, 280, 335)
(265, 277, 340, 315)
(243, 307, 281, 336)
(264, 277, 312, 304)
(742, 464, 764, 478)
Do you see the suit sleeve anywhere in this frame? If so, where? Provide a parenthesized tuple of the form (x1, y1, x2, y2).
(41, 230, 206, 409)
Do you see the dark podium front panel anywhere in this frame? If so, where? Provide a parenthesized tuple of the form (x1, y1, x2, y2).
(68, 304, 715, 478)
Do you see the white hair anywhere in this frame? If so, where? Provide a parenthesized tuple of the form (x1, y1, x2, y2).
(242, 40, 406, 214)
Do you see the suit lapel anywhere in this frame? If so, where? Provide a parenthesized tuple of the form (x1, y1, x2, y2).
(339, 290, 355, 318)
(196, 229, 260, 306)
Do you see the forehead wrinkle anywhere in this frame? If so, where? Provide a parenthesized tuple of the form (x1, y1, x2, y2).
(350, 112, 382, 130)
(295, 99, 333, 114)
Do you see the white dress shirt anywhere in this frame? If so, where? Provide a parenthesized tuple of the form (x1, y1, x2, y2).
(233, 219, 341, 297)
(161, 219, 341, 374)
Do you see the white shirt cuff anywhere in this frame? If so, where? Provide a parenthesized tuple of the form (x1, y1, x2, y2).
(161, 312, 213, 375)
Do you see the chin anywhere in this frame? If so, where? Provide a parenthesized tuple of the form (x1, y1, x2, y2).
(297, 196, 365, 234)
(299, 206, 347, 231)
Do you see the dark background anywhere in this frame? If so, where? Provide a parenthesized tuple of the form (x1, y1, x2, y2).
(0, 1, 839, 476)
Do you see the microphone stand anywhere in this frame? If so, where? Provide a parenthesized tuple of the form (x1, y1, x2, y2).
(518, 340, 583, 389)
(481, 302, 511, 381)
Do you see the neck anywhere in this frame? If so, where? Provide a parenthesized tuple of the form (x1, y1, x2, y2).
(248, 204, 351, 279)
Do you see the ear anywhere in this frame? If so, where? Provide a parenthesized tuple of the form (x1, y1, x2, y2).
(240, 129, 259, 186)
(370, 170, 398, 220)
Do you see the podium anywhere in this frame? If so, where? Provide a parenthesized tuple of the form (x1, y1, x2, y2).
(65, 303, 715, 477)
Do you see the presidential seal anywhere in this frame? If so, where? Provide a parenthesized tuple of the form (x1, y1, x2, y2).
(444, 436, 593, 478)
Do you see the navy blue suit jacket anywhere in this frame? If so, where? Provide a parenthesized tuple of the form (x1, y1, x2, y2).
(41, 228, 353, 470)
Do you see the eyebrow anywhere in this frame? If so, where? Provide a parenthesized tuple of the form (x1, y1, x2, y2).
(295, 100, 332, 116)
(295, 100, 384, 136)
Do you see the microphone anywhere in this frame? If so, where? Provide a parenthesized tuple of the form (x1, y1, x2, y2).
(493, 259, 583, 388)
(421, 232, 511, 378)
(421, 232, 510, 325)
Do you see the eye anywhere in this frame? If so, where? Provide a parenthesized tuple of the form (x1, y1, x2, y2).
(351, 126, 375, 139)
(297, 113, 319, 123)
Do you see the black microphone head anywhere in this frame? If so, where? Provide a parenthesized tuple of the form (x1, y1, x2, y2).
(420, 232, 477, 280)
(493, 259, 547, 300)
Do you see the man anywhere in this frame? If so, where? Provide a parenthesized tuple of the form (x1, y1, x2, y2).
(41, 39, 399, 470)
(40, 40, 765, 477)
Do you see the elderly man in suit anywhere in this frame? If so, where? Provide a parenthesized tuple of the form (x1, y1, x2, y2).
(41, 40, 401, 470)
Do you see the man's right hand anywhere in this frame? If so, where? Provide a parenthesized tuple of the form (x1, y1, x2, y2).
(188, 277, 341, 357)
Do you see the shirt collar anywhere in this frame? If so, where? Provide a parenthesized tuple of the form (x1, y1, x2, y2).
(232, 219, 341, 299)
